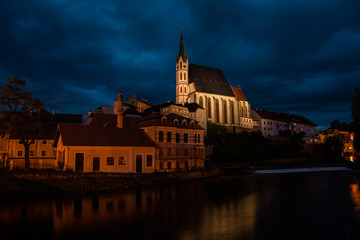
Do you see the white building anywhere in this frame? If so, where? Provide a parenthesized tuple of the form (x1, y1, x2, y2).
(175, 32, 256, 132)
(251, 109, 318, 143)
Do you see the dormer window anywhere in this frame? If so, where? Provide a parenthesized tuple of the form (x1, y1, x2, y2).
(162, 116, 167, 123)
(174, 119, 179, 125)
(182, 120, 187, 126)
(190, 120, 195, 126)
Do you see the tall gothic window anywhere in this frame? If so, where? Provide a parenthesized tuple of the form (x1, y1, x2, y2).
(199, 96, 204, 108)
(207, 97, 211, 118)
(180, 62, 182, 68)
(180, 87, 182, 93)
(215, 98, 219, 123)
(230, 101, 235, 124)
(184, 73, 186, 80)
(223, 99, 227, 124)
(180, 72, 183, 80)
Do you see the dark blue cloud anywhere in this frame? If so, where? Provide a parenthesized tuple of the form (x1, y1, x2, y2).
(1, 0, 359, 129)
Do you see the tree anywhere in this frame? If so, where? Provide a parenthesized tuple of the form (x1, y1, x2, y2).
(352, 88, 360, 154)
(0, 77, 45, 169)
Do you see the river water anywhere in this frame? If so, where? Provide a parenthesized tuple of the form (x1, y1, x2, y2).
(1, 171, 360, 240)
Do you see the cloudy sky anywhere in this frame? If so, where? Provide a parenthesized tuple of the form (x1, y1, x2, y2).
(1, 0, 359, 129)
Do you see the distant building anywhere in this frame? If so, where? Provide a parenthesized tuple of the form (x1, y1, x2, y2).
(126, 95, 152, 113)
(0, 112, 83, 169)
(175, 32, 256, 132)
(251, 109, 319, 143)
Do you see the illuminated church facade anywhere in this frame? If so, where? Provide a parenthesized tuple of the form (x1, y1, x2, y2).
(176, 32, 257, 131)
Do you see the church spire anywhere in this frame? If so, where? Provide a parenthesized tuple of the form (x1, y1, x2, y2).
(177, 30, 188, 62)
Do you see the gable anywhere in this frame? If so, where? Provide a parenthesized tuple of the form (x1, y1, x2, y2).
(188, 64, 235, 97)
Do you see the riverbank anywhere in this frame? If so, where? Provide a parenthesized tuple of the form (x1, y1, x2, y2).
(0, 169, 221, 200)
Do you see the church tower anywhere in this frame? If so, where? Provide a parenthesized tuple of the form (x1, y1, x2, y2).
(176, 31, 189, 104)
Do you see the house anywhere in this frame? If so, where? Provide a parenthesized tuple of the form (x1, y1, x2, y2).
(54, 123, 156, 173)
(0, 112, 83, 169)
(175, 31, 255, 132)
(137, 112, 206, 171)
(54, 92, 156, 173)
(251, 109, 319, 143)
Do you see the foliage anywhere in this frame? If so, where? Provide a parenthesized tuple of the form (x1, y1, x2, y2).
(0, 76, 45, 169)
(322, 136, 344, 162)
(351, 88, 360, 154)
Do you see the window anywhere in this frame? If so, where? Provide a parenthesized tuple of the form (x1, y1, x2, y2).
(119, 157, 126, 165)
(160, 162, 164, 170)
(146, 155, 153, 167)
(184, 72, 186, 80)
(167, 132, 172, 142)
(176, 133, 180, 143)
(30, 150, 35, 156)
(184, 87, 187, 93)
(184, 133, 188, 143)
(167, 162, 172, 169)
(107, 157, 115, 166)
(180, 62, 182, 68)
(195, 134, 197, 143)
(18, 151, 23, 157)
(180, 87, 182, 93)
(42, 151, 46, 156)
(43, 140, 47, 144)
(198, 134, 201, 143)
(180, 72, 183, 80)
(159, 131, 164, 142)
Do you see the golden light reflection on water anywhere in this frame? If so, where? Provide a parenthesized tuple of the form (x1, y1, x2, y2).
(178, 194, 257, 240)
(350, 179, 360, 217)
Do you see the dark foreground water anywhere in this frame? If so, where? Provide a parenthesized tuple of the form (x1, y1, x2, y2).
(1, 171, 360, 240)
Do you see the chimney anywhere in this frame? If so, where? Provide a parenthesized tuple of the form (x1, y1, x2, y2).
(117, 92, 124, 128)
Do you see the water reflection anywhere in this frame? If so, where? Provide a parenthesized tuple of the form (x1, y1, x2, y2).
(2, 173, 360, 239)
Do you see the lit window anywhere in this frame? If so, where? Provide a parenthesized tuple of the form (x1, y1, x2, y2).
(107, 157, 115, 166)
(119, 157, 126, 165)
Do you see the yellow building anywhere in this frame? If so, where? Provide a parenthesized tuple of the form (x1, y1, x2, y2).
(0, 112, 83, 169)
(54, 123, 156, 173)
(137, 112, 206, 171)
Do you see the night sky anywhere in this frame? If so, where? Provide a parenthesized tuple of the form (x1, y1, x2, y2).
(1, 0, 359, 129)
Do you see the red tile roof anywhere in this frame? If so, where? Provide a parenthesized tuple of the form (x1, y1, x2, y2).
(253, 109, 316, 126)
(56, 123, 156, 147)
(231, 87, 247, 101)
(137, 113, 204, 130)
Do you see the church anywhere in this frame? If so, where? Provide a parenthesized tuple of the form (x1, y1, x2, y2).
(175, 32, 257, 132)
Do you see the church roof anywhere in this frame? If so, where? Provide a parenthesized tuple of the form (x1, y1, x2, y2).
(176, 31, 188, 62)
(189, 64, 235, 97)
(231, 87, 247, 101)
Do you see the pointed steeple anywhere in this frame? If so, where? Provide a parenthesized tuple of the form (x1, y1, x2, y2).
(177, 31, 188, 62)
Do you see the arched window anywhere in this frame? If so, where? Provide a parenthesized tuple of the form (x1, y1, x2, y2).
(230, 101, 234, 124)
(207, 97, 211, 118)
(184, 72, 186, 80)
(180, 87, 182, 94)
(199, 96, 204, 107)
(180, 62, 182, 68)
(215, 98, 219, 123)
(180, 73, 183, 80)
(184, 87, 187, 94)
(223, 99, 227, 124)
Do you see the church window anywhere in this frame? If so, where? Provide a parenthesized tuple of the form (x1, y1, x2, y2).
(180, 62, 182, 68)
(207, 97, 211, 118)
(199, 96, 204, 107)
(215, 99, 220, 123)
(180, 73, 183, 80)
(180, 87, 182, 93)
(184, 87, 187, 93)
(184, 64, 187, 68)
(230, 101, 234, 124)
(223, 100, 227, 124)
(184, 72, 186, 80)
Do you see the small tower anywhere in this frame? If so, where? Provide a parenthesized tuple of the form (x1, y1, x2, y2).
(176, 30, 189, 104)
